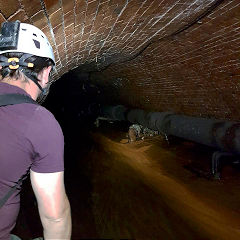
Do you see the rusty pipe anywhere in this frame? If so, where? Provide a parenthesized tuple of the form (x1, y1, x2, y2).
(100, 105, 240, 155)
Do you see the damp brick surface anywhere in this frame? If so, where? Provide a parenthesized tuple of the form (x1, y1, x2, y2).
(0, 0, 239, 120)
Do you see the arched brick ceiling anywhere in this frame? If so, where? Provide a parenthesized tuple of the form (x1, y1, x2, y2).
(91, 0, 240, 121)
(0, 0, 239, 120)
(0, 0, 225, 79)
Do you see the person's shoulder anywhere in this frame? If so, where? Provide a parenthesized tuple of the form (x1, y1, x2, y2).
(28, 105, 65, 173)
(27, 105, 62, 135)
(13, 102, 55, 122)
(33, 105, 56, 121)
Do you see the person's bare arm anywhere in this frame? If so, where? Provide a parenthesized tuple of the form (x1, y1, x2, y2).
(30, 170, 72, 239)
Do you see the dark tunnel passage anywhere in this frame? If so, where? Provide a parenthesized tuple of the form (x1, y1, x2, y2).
(0, 1, 239, 239)
(11, 71, 240, 240)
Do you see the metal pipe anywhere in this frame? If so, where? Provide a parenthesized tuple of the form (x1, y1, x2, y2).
(100, 105, 240, 155)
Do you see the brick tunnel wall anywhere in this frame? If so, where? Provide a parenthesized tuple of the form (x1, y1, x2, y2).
(90, 0, 240, 121)
(0, 0, 240, 120)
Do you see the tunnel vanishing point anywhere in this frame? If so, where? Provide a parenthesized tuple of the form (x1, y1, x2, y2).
(2, 0, 240, 240)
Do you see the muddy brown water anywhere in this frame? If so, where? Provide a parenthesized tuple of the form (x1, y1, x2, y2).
(13, 126, 240, 240)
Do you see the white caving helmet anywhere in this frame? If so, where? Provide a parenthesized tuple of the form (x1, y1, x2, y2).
(0, 21, 55, 92)
(0, 21, 55, 64)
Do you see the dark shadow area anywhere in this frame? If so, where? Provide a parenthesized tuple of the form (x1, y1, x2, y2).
(13, 71, 101, 239)
(12, 71, 240, 240)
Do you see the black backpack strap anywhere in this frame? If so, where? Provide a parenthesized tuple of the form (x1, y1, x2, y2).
(0, 168, 30, 209)
(0, 93, 38, 106)
(0, 94, 38, 209)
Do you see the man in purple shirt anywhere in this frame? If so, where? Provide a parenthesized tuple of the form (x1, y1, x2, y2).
(0, 21, 71, 240)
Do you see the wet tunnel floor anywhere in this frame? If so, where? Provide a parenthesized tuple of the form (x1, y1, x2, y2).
(13, 123, 240, 240)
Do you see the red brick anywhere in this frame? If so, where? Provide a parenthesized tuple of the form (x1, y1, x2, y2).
(73, 32, 83, 42)
(0, 0, 236, 121)
(62, 0, 74, 14)
(66, 35, 73, 44)
(0, 13, 6, 24)
(86, 0, 98, 16)
(85, 13, 95, 26)
(55, 33, 65, 46)
(49, 8, 62, 28)
(0, 0, 20, 18)
(75, 12, 85, 26)
(65, 23, 74, 36)
(64, 11, 74, 27)
(31, 10, 48, 29)
(21, 0, 42, 17)
(89, 1, 240, 121)
(53, 23, 63, 36)
(44, 0, 60, 15)
(75, 0, 87, 14)
(8, 9, 29, 23)
(74, 24, 84, 34)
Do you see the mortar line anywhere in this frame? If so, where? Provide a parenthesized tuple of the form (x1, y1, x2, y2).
(18, 0, 32, 24)
(95, 0, 226, 73)
(95, 0, 129, 59)
(39, 0, 61, 75)
(59, 0, 68, 68)
(69, 0, 77, 69)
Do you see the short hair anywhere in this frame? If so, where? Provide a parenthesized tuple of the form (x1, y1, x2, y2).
(0, 52, 53, 81)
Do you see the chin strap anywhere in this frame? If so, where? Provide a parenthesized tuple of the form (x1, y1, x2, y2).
(0, 54, 44, 92)
(21, 68, 43, 92)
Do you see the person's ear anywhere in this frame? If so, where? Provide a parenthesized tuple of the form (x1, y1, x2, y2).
(38, 66, 52, 85)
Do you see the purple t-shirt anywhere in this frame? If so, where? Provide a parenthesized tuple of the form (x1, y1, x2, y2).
(0, 82, 64, 240)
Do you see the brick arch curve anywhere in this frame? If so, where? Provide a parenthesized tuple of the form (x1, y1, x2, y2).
(0, 0, 223, 79)
(0, 0, 240, 120)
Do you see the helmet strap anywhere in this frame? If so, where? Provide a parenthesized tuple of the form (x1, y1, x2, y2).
(18, 54, 44, 92)
(21, 68, 44, 92)
(0, 54, 44, 92)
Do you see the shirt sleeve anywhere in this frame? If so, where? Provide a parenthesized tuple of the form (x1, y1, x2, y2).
(25, 105, 64, 173)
